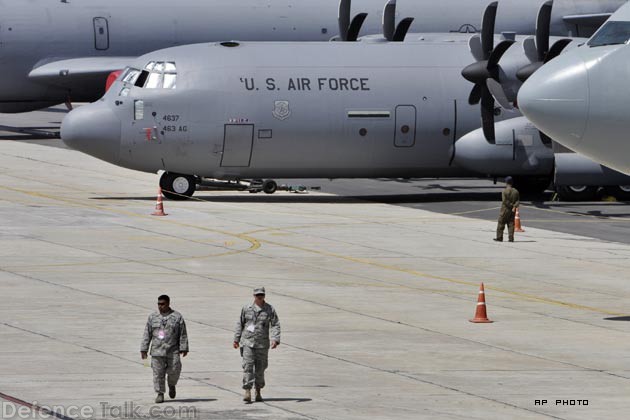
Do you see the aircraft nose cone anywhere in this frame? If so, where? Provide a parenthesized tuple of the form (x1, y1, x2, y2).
(62, 104, 121, 164)
(518, 53, 589, 149)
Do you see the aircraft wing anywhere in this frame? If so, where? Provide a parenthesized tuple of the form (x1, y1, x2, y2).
(28, 57, 134, 89)
(562, 13, 612, 28)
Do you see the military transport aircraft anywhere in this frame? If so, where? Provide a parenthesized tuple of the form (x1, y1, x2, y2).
(62, 0, 618, 200)
(0, 0, 624, 113)
(518, 2, 630, 179)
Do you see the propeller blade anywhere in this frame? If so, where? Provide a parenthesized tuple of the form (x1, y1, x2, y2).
(338, 0, 351, 41)
(468, 84, 483, 105)
(487, 39, 514, 68)
(481, 87, 496, 141)
(346, 13, 368, 42)
(536, 1, 553, 61)
(383, 0, 397, 41)
(487, 79, 514, 110)
(522, 36, 538, 62)
(468, 34, 485, 62)
(392, 17, 414, 41)
(481, 1, 498, 59)
(546, 38, 572, 62)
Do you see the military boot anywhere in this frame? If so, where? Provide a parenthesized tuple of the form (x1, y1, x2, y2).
(255, 388, 263, 402)
(169, 385, 176, 399)
(243, 389, 251, 403)
(155, 393, 164, 404)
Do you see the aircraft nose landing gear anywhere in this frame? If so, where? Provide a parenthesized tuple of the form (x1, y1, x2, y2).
(159, 172, 197, 200)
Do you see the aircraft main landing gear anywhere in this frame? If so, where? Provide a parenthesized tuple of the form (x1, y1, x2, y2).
(159, 172, 197, 200)
(555, 185, 599, 202)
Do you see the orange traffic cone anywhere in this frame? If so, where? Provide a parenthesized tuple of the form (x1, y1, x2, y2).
(470, 283, 493, 323)
(514, 208, 525, 232)
(151, 187, 167, 216)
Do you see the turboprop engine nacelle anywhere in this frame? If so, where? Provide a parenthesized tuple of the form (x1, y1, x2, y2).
(454, 116, 630, 188)
(453, 116, 554, 177)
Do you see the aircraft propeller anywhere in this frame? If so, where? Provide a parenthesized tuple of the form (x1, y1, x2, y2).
(516, 1, 571, 82)
(338, 0, 368, 41)
(383, 0, 415, 42)
(461, 1, 514, 142)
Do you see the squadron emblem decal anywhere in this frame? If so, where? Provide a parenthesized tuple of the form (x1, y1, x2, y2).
(272, 100, 291, 120)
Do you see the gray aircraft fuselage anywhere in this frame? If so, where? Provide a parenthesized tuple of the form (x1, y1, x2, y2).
(0, 0, 624, 112)
(63, 36, 552, 182)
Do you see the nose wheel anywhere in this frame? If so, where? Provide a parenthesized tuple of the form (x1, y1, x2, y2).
(160, 172, 197, 200)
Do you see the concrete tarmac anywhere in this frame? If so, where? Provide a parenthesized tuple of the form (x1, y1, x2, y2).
(1, 111, 630, 419)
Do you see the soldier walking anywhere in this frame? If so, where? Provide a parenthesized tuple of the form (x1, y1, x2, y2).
(233, 287, 281, 403)
(494, 176, 520, 242)
(141, 295, 189, 403)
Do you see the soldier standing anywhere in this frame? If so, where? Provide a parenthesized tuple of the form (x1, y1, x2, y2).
(494, 176, 520, 242)
(233, 287, 281, 403)
(141, 295, 189, 403)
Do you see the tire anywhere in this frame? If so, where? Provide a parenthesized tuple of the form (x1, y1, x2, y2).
(159, 172, 196, 200)
(262, 180, 277, 194)
(609, 185, 630, 202)
(555, 185, 598, 202)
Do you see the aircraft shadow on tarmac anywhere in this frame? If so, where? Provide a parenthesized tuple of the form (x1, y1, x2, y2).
(0, 135, 59, 141)
(530, 203, 630, 217)
(93, 192, 513, 204)
(604, 316, 630, 321)
(0, 124, 60, 140)
(564, 210, 630, 218)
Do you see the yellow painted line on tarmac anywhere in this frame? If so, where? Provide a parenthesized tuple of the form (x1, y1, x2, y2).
(0, 184, 260, 261)
(242, 223, 362, 236)
(450, 206, 501, 216)
(2, 182, 626, 315)
(257, 237, 627, 316)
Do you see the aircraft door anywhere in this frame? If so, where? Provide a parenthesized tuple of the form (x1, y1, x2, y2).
(93, 17, 109, 50)
(394, 105, 416, 147)
(221, 124, 254, 167)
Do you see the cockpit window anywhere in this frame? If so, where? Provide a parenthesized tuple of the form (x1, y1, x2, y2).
(120, 63, 177, 89)
(588, 21, 630, 47)
(134, 61, 177, 89)
(135, 70, 149, 88)
(163, 74, 177, 89)
(164, 62, 176, 73)
(145, 72, 162, 89)
(121, 68, 141, 84)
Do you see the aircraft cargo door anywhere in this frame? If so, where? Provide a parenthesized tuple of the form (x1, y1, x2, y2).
(221, 124, 254, 167)
(93, 17, 109, 50)
(394, 105, 416, 147)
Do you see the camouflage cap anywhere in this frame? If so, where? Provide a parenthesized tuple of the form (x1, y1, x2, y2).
(253, 287, 266, 295)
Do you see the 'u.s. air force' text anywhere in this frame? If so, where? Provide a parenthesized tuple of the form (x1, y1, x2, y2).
(240, 77, 370, 92)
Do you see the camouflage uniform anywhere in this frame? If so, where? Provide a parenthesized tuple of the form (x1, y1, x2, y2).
(234, 303, 281, 390)
(141, 310, 189, 394)
(496, 185, 520, 242)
